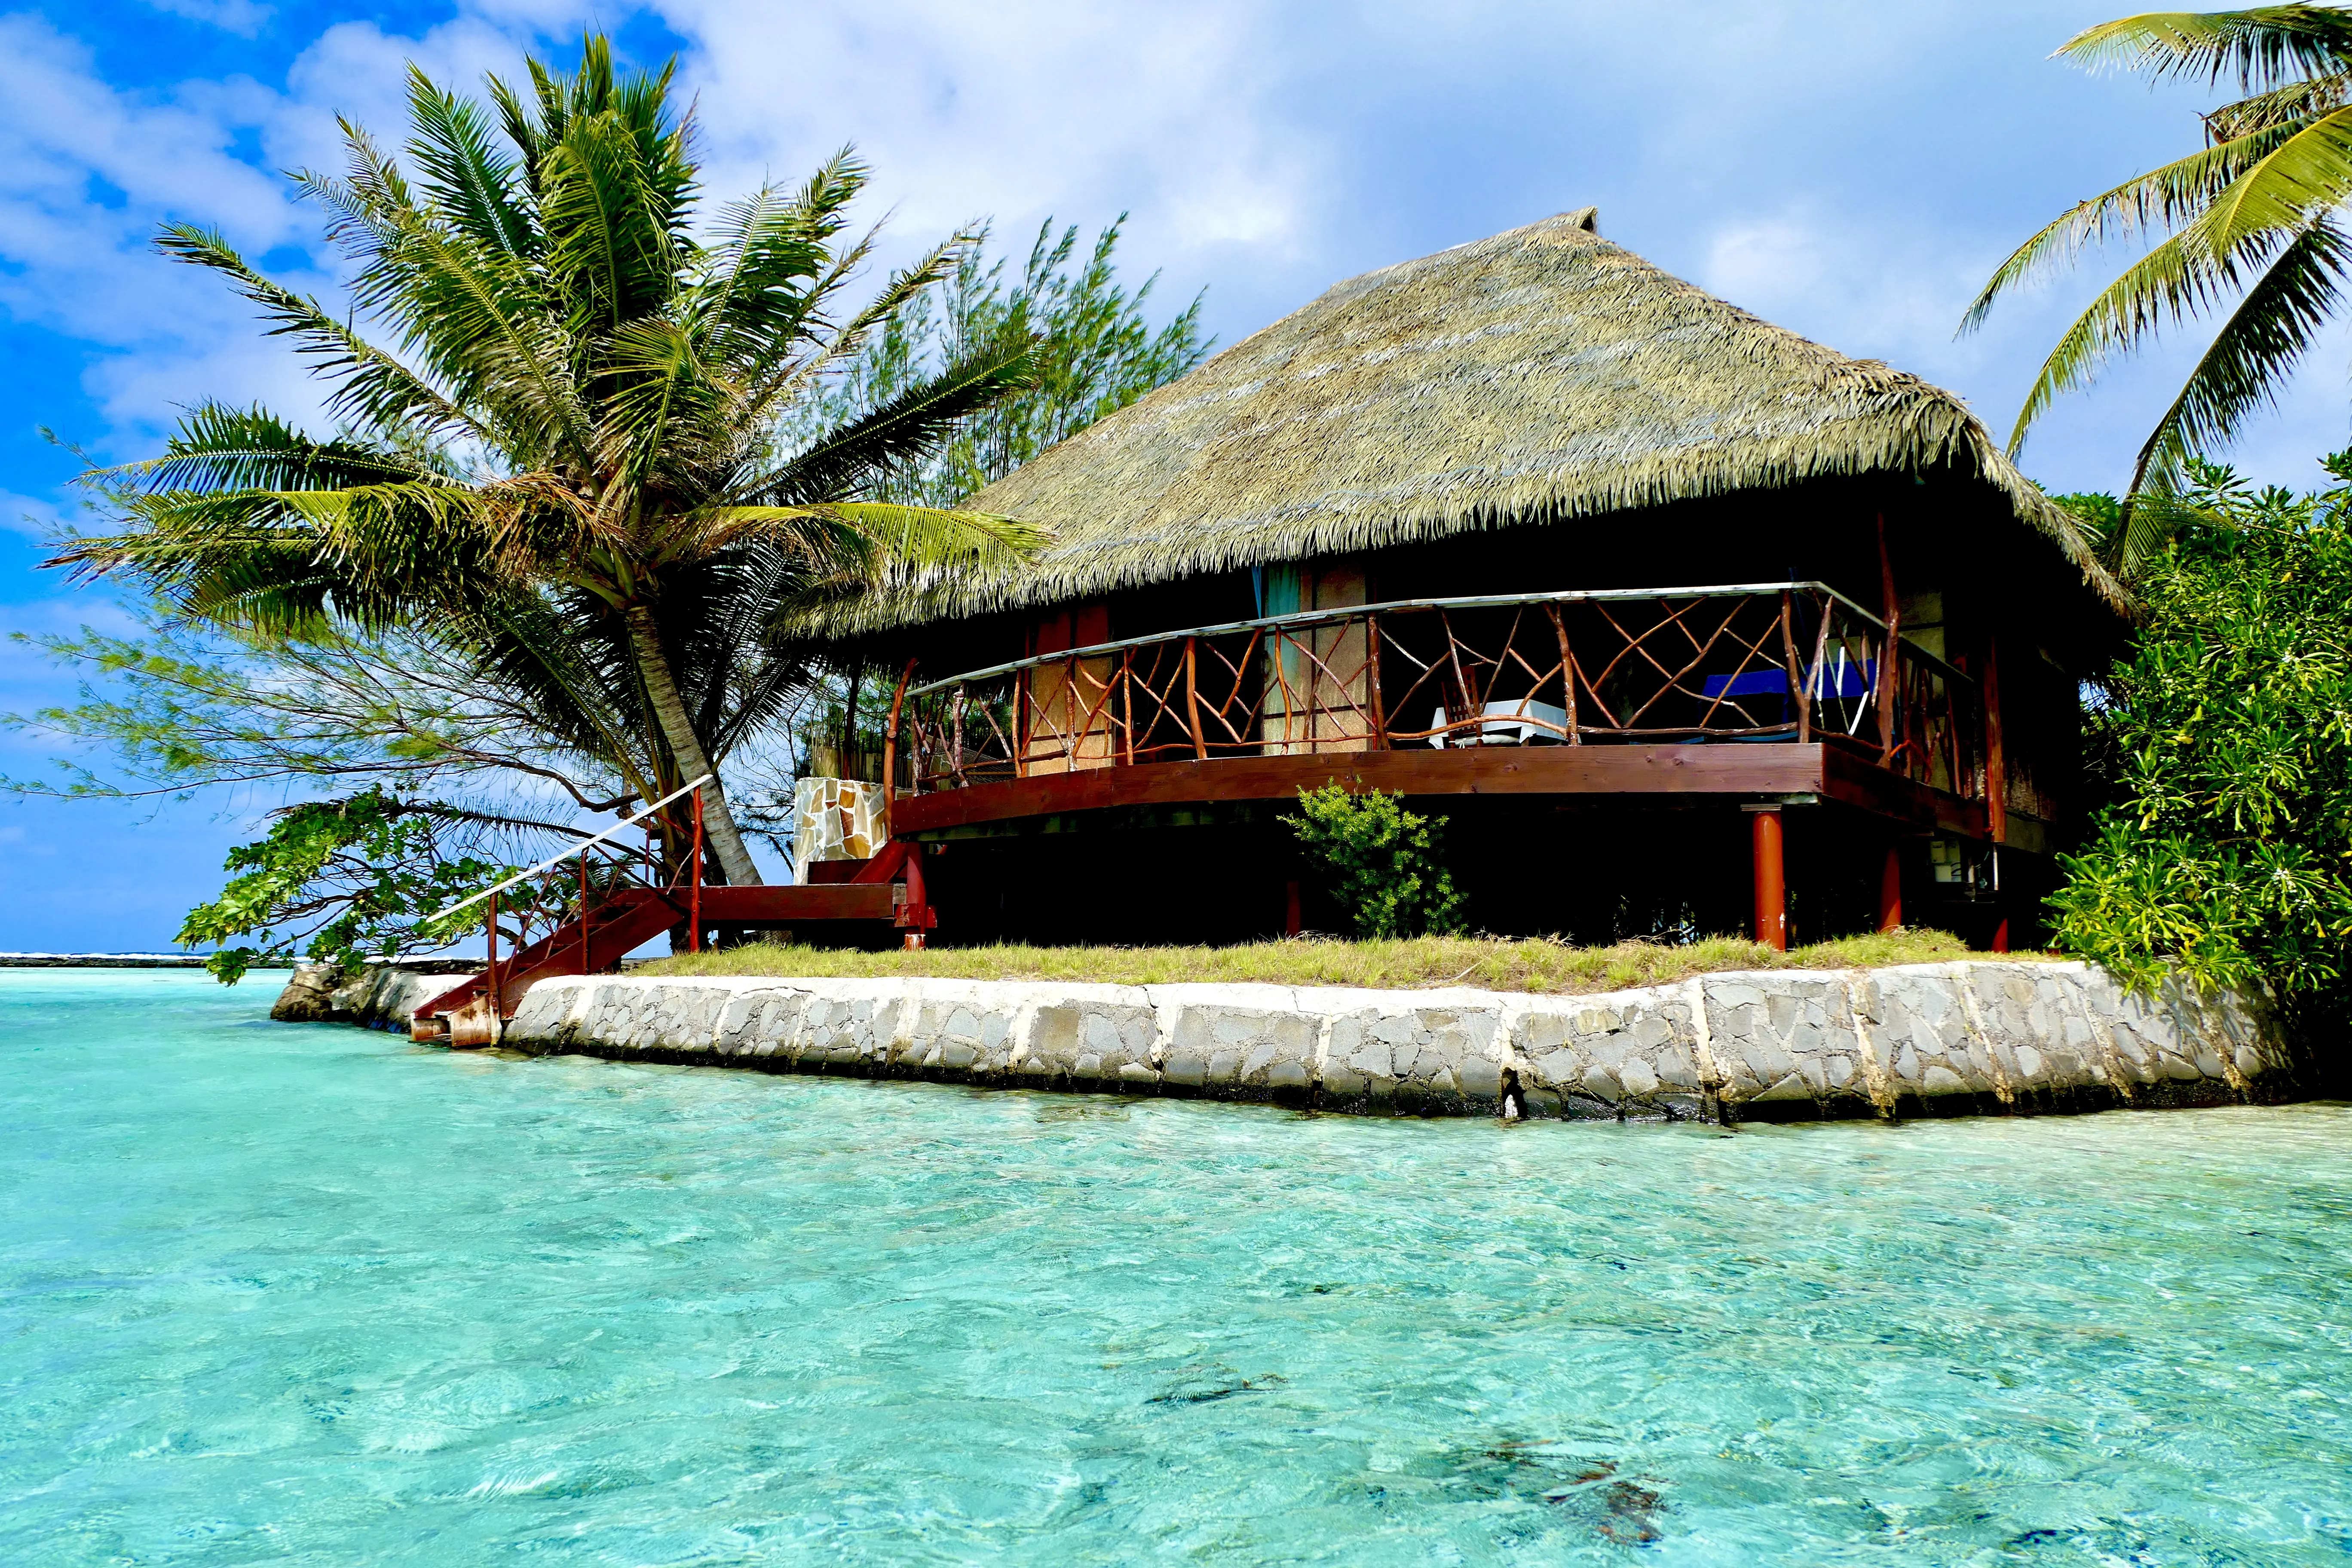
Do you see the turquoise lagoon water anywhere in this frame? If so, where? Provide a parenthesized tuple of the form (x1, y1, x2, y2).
(3, 972, 2349, 1565)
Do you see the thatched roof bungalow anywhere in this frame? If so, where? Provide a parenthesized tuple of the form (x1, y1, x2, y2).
(840, 211, 2122, 952)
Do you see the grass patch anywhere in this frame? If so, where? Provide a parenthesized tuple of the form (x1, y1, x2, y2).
(634, 927, 2052, 995)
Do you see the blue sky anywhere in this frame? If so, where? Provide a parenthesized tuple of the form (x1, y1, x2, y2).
(3, 0, 2348, 953)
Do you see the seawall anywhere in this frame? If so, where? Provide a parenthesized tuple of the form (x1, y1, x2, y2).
(481, 962, 2301, 1122)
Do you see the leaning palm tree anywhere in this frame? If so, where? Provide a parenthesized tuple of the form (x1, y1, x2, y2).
(1964, 5, 2352, 570)
(55, 37, 1041, 885)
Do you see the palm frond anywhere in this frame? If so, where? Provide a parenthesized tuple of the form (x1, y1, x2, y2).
(2060, 7, 2352, 90)
(154, 225, 482, 444)
(402, 64, 535, 259)
(2204, 71, 2352, 139)
(2006, 219, 2283, 453)
(2130, 217, 2352, 500)
(1961, 128, 2294, 331)
(597, 316, 732, 494)
(536, 74, 693, 334)
(756, 344, 1038, 504)
(96, 404, 440, 496)
(2180, 102, 2352, 250)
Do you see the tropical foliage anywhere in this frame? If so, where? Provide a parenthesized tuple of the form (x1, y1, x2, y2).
(49, 37, 1045, 898)
(1967, 5, 2352, 572)
(178, 791, 511, 986)
(4, 606, 686, 977)
(18, 38, 1225, 978)
(1283, 785, 1468, 940)
(2046, 450, 2352, 1002)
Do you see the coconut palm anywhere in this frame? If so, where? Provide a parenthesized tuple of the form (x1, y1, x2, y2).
(54, 37, 1041, 885)
(1964, 5, 2352, 570)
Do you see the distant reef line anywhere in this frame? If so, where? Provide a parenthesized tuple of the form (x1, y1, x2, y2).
(0, 953, 225, 968)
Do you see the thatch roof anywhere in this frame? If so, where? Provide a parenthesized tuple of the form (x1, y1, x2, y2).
(858, 209, 2121, 630)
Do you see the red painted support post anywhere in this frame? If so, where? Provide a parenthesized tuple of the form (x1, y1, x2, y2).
(486, 889, 500, 1001)
(689, 790, 704, 954)
(1875, 513, 1900, 766)
(1878, 842, 1903, 933)
(1749, 806, 1786, 951)
(579, 855, 591, 974)
(901, 842, 927, 951)
(1284, 879, 1303, 937)
(1982, 636, 2007, 843)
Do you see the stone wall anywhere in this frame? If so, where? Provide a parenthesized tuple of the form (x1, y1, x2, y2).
(493, 962, 2302, 1121)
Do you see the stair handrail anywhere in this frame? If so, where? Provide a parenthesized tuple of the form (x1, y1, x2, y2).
(420, 773, 714, 929)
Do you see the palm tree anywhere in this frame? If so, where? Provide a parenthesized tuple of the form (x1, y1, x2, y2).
(1965, 5, 2352, 570)
(54, 37, 1042, 885)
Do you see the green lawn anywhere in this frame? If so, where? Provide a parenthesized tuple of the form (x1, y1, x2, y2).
(634, 927, 2052, 995)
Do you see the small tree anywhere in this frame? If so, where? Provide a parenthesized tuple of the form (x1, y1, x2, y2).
(1282, 785, 1467, 939)
(2046, 450, 2352, 1003)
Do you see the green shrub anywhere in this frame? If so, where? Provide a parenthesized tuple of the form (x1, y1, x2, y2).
(2047, 454, 2352, 998)
(1282, 785, 1467, 939)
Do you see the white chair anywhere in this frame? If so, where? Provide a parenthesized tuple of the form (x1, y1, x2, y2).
(1430, 699, 1571, 747)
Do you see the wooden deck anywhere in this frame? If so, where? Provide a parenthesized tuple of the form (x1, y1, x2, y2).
(890, 741, 1989, 840)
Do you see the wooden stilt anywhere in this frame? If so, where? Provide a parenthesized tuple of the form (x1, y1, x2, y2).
(689, 791, 703, 953)
(901, 842, 927, 950)
(1876, 513, 1900, 765)
(1749, 806, 1786, 951)
(1284, 879, 1303, 937)
(1983, 635, 2007, 845)
(1878, 842, 1903, 933)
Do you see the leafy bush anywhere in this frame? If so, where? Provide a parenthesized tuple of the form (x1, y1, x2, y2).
(2046, 453, 2352, 999)
(179, 790, 514, 983)
(1282, 785, 1467, 939)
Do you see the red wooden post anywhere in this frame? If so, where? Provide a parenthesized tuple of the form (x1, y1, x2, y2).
(1876, 513, 1901, 765)
(1878, 842, 1903, 932)
(1749, 806, 1786, 951)
(1983, 636, 2007, 844)
(579, 855, 590, 974)
(1991, 915, 2011, 953)
(689, 790, 704, 953)
(486, 888, 500, 1001)
(901, 842, 928, 951)
(1284, 879, 1303, 937)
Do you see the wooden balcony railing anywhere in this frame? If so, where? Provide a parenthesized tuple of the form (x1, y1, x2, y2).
(885, 582, 1985, 803)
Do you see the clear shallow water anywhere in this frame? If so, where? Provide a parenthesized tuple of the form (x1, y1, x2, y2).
(3, 974, 2349, 1566)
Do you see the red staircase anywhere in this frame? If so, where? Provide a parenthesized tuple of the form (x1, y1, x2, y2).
(412, 842, 935, 1044)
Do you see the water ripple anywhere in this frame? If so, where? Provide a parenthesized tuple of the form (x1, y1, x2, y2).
(2, 971, 2348, 1564)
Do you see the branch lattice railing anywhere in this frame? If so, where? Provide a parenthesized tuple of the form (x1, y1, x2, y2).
(889, 582, 1984, 802)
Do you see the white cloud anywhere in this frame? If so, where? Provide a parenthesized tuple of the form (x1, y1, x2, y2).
(0, 13, 335, 451)
(4, 0, 2346, 497)
(654, 0, 1326, 326)
(138, 0, 273, 37)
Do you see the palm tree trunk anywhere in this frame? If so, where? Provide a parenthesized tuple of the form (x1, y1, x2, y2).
(623, 603, 763, 887)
